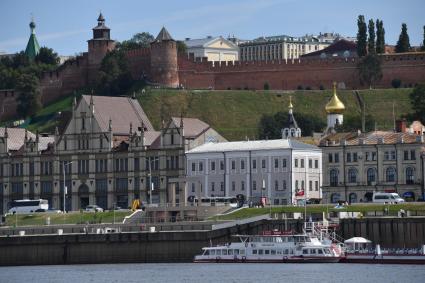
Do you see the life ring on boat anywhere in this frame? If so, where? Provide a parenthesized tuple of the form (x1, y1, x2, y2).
(242, 256, 246, 262)
(215, 256, 221, 263)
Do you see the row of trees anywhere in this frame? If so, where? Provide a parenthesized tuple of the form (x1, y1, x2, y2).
(0, 47, 59, 118)
(357, 16, 385, 56)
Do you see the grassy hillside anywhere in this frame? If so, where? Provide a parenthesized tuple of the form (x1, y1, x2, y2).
(137, 88, 413, 140)
(4, 88, 413, 141)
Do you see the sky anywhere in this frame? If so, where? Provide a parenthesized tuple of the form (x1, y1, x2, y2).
(0, 0, 424, 55)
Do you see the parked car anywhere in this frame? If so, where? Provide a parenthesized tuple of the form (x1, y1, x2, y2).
(85, 205, 104, 212)
(372, 192, 405, 204)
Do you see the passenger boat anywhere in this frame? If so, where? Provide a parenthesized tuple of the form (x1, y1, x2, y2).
(194, 230, 344, 263)
(342, 237, 425, 265)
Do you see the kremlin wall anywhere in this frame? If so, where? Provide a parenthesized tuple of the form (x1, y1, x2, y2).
(1, 14, 425, 121)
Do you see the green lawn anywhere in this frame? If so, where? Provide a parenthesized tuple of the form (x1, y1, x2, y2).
(213, 203, 425, 220)
(4, 211, 131, 227)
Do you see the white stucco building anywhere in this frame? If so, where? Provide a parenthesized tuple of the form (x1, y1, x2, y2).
(185, 139, 322, 205)
(184, 36, 239, 62)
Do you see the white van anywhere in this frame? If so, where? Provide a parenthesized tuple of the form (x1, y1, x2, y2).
(372, 192, 405, 204)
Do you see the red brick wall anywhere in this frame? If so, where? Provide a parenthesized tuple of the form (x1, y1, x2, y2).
(0, 90, 18, 121)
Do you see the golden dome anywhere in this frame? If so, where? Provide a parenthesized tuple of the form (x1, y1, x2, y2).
(325, 82, 345, 114)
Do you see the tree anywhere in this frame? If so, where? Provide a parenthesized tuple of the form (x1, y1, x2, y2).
(176, 41, 187, 54)
(335, 114, 375, 132)
(375, 19, 385, 54)
(357, 54, 383, 88)
(118, 32, 154, 50)
(409, 84, 425, 122)
(96, 49, 133, 96)
(16, 73, 41, 118)
(258, 114, 279, 139)
(35, 47, 59, 66)
(395, 23, 410, 53)
(356, 15, 367, 56)
(421, 25, 425, 51)
(367, 19, 376, 54)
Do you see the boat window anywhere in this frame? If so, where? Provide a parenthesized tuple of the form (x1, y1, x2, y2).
(302, 249, 309, 255)
(240, 250, 245, 255)
(259, 250, 264, 255)
(252, 250, 257, 255)
(203, 250, 210, 256)
(234, 249, 239, 255)
(210, 250, 216, 256)
(216, 250, 221, 256)
(222, 249, 227, 255)
(228, 249, 233, 255)
(318, 249, 323, 254)
(277, 249, 282, 255)
(284, 249, 289, 254)
(324, 249, 331, 255)
(311, 249, 316, 254)
(271, 250, 276, 255)
(265, 250, 270, 255)
(290, 249, 294, 254)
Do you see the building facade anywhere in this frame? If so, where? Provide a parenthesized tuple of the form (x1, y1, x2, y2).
(320, 131, 425, 203)
(239, 34, 331, 61)
(186, 139, 322, 205)
(0, 95, 225, 213)
(184, 36, 239, 62)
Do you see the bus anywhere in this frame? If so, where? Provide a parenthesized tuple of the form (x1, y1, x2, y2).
(188, 196, 242, 208)
(8, 199, 49, 214)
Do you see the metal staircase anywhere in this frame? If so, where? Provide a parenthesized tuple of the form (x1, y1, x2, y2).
(304, 221, 344, 245)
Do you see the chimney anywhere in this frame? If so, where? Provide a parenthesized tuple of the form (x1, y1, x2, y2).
(395, 119, 407, 133)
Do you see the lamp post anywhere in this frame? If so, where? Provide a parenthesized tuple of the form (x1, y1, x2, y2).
(148, 157, 159, 205)
(63, 161, 72, 214)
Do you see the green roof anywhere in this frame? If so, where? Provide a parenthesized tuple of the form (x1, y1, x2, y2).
(25, 20, 40, 60)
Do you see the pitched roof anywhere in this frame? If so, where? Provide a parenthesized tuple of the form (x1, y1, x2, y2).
(321, 131, 424, 146)
(187, 139, 320, 154)
(301, 39, 357, 58)
(25, 21, 40, 60)
(184, 36, 238, 49)
(155, 27, 173, 41)
(0, 127, 35, 151)
(82, 95, 153, 134)
(171, 117, 210, 138)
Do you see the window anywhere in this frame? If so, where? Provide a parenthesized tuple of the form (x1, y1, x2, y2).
(211, 161, 216, 171)
(283, 159, 287, 168)
(384, 151, 389, 161)
(346, 153, 351, 162)
(192, 163, 196, 172)
(328, 153, 333, 163)
(300, 159, 305, 168)
(262, 159, 266, 169)
(241, 160, 245, 170)
(334, 153, 339, 163)
(386, 167, 396, 182)
(391, 151, 396, 160)
(199, 162, 203, 172)
(314, 160, 318, 168)
(406, 167, 414, 184)
(211, 182, 215, 192)
(191, 183, 195, 193)
(241, 181, 245, 191)
(372, 152, 377, 161)
(308, 159, 312, 168)
(295, 180, 299, 190)
(309, 180, 312, 191)
(220, 161, 224, 170)
(134, 158, 140, 171)
(353, 152, 358, 162)
(275, 180, 279, 191)
(220, 182, 224, 191)
(231, 160, 236, 170)
(252, 159, 257, 169)
(301, 180, 305, 190)
(367, 168, 376, 185)
(294, 159, 298, 168)
(404, 150, 409, 160)
(348, 168, 357, 183)
(330, 169, 338, 186)
(253, 180, 257, 190)
(283, 180, 286, 190)
(78, 160, 89, 174)
(315, 181, 319, 191)
(232, 181, 236, 191)
(411, 150, 416, 160)
(114, 158, 128, 172)
(274, 159, 279, 168)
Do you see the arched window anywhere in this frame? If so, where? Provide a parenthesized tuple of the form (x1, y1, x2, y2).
(349, 193, 357, 204)
(331, 193, 340, 203)
(330, 169, 338, 186)
(406, 167, 415, 184)
(348, 168, 357, 183)
(367, 168, 376, 185)
(386, 167, 396, 182)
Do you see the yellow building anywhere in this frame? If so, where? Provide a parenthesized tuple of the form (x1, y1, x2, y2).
(184, 36, 239, 62)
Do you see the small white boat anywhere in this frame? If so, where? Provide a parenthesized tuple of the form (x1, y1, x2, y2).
(194, 230, 343, 263)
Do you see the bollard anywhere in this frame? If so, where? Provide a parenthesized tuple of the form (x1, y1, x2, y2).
(57, 229, 63, 235)
(150, 226, 156, 233)
(46, 217, 50, 225)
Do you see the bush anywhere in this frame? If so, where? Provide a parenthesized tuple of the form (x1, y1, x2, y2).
(391, 78, 402, 88)
(263, 82, 270, 90)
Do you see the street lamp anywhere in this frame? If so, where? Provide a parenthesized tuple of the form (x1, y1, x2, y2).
(63, 161, 72, 214)
(148, 157, 159, 205)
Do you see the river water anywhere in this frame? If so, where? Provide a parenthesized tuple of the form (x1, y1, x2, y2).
(1, 263, 424, 283)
